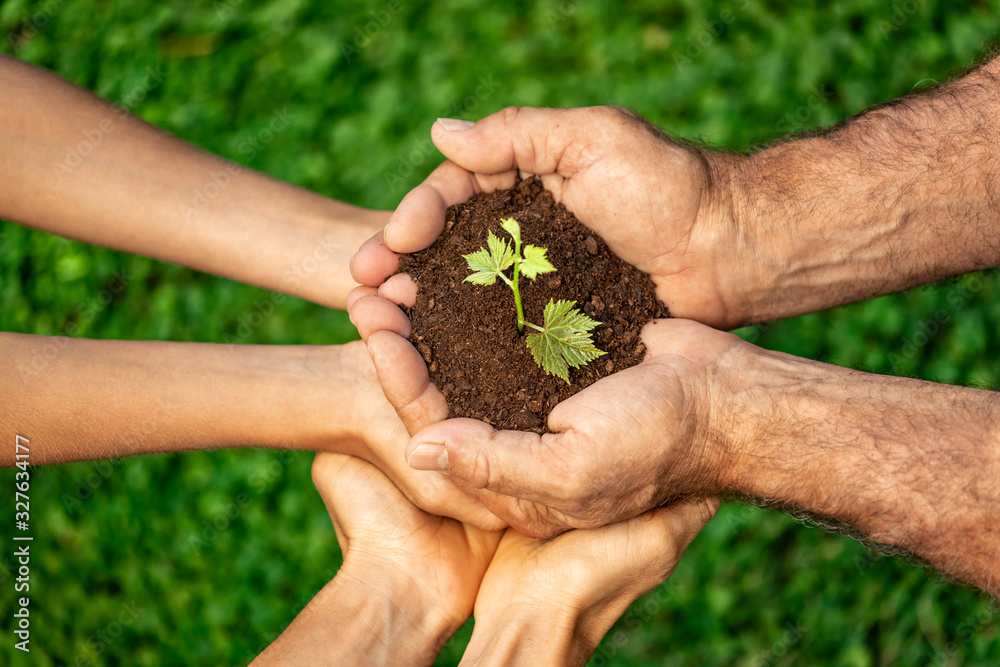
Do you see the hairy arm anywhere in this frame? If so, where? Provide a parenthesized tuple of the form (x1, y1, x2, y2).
(717, 345, 1000, 596)
(0, 55, 386, 309)
(715, 55, 1000, 323)
(0, 332, 366, 465)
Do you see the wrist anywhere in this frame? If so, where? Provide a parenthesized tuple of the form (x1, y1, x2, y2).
(338, 553, 460, 660)
(255, 557, 453, 667)
(695, 150, 783, 328)
(274, 202, 387, 308)
(463, 604, 581, 666)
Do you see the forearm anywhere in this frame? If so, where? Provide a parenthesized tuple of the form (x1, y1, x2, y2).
(0, 332, 360, 465)
(463, 594, 639, 666)
(253, 561, 453, 666)
(715, 56, 1000, 324)
(717, 347, 1000, 594)
(462, 609, 584, 667)
(0, 56, 386, 309)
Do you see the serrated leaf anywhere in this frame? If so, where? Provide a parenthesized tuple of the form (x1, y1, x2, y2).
(521, 244, 556, 280)
(500, 217, 521, 245)
(463, 229, 514, 285)
(525, 299, 605, 383)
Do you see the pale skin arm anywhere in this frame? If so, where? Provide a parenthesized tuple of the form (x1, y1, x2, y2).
(253, 453, 501, 666)
(253, 453, 713, 667)
(0, 55, 387, 310)
(460, 497, 717, 666)
(0, 332, 362, 465)
(0, 333, 505, 529)
(251, 567, 451, 666)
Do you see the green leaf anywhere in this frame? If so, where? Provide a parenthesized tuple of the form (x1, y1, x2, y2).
(525, 299, 605, 383)
(463, 229, 514, 285)
(500, 217, 521, 245)
(521, 244, 556, 280)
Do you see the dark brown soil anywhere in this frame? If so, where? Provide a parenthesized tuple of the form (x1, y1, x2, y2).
(399, 177, 667, 433)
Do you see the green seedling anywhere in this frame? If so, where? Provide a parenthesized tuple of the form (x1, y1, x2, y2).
(463, 217, 605, 383)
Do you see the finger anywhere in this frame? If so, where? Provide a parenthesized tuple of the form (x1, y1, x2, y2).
(345, 285, 377, 310)
(650, 497, 720, 553)
(311, 452, 361, 549)
(431, 106, 606, 178)
(404, 418, 578, 505)
(462, 486, 569, 539)
(384, 160, 517, 254)
(368, 330, 448, 434)
(377, 273, 418, 308)
(350, 230, 399, 287)
(348, 295, 411, 343)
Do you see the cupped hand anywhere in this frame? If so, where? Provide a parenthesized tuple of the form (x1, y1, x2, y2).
(312, 452, 503, 632)
(351, 105, 750, 329)
(350, 316, 747, 538)
(461, 497, 719, 666)
(335, 338, 505, 531)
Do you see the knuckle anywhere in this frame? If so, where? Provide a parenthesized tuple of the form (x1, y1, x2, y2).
(496, 105, 524, 129)
(542, 443, 597, 507)
(467, 445, 493, 490)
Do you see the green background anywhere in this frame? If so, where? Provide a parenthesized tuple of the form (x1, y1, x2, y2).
(1, 0, 999, 664)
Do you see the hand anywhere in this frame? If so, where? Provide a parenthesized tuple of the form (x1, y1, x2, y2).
(254, 453, 503, 666)
(346, 314, 743, 537)
(335, 339, 506, 531)
(461, 497, 719, 666)
(351, 106, 753, 329)
(313, 452, 502, 632)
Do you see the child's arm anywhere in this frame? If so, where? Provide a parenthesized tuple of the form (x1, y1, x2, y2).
(0, 55, 387, 309)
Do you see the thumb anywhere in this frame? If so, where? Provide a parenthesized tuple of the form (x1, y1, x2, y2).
(405, 418, 577, 504)
(432, 106, 607, 177)
(367, 330, 448, 435)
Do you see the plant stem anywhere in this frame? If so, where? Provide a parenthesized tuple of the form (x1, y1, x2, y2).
(524, 322, 544, 332)
(511, 236, 525, 332)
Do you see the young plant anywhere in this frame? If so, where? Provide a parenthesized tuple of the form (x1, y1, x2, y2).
(463, 217, 605, 383)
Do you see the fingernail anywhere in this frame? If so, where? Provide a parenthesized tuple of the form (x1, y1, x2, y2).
(408, 443, 449, 471)
(436, 118, 475, 131)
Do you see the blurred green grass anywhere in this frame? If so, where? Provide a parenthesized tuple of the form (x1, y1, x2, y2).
(1, 0, 998, 664)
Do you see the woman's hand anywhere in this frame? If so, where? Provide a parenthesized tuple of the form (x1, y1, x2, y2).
(461, 497, 719, 666)
(253, 452, 502, 666)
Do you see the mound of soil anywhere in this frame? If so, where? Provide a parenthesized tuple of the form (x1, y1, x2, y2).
(399, 177, 667, 433)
